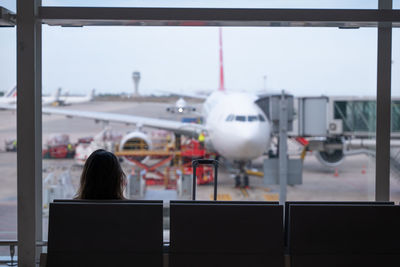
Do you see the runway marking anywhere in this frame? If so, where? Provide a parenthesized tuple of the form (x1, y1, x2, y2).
(263, 193, 279, 201)
(210, 194, 232, 201)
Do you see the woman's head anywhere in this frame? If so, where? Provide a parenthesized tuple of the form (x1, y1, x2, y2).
(75, 149, 126, 199)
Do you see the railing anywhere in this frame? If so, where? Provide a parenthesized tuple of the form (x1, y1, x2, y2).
(0, 240, 172, 266)
(0, 241, 48, 266)
(0, 241, 17, 266)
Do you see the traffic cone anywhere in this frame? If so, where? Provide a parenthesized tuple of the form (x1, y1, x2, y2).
(361, 165, 366, 174)
(334, 168, 339, 177)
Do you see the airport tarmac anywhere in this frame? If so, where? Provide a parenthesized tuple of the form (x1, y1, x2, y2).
(1, 100, 400, 253)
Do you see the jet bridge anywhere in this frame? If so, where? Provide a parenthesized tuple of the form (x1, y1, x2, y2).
(288, 96, 400, 139)
(328, 97, 400, 138)
(257, 94, 400, 169)
(0, 7, 15, 27)
(256, 92, 302, 204)
(256, 93, 400, 202)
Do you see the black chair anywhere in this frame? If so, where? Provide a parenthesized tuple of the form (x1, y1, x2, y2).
(47, 202, 163, 267)
(289, 204, 400, 267)
(284, 201, 394, 246)
(170, 203, 284, 267)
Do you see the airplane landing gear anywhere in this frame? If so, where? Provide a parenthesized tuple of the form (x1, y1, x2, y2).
(243, 175, 249, 188)
(234, 162, 250, 188)
(235, 175, 241, 188)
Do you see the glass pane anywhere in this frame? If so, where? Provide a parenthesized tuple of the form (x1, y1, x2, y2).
(1, 0, 16, 13)
(394, 0, 400, 9)
(391, 28, 400, 202)
(40, 26, 382, 253)
(0, 25, 17, 257)
(43, 0, 378, 9)
(41, 25, 378, 211)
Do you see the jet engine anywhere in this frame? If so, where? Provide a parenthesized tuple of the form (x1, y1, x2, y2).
(313, 138, 345, 168)
(119, 131, 152, 165)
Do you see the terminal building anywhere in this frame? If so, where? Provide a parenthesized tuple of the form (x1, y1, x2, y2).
(0, 1, 400, 266)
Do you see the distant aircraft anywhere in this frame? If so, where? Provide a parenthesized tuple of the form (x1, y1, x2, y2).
(166, 97, 196, 114)
(43, 87, 62, 106)
(0, 86, 61, 106)
(0, 86, 17, 105)
(58, 88, 95, 105)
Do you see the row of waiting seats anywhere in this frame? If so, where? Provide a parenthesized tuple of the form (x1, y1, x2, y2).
(45, 200, 400, 267)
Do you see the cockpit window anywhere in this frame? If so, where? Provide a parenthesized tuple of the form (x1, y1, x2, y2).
(235, 116, 246, 122)
(228, 115, 262, 122)
(226, 114, 234, 121)
(248, 116, 258, 122)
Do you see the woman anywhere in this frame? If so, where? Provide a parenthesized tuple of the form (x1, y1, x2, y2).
(75, 149, 126, 199)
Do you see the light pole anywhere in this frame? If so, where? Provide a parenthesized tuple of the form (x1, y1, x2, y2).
(263, 75, 267, 90)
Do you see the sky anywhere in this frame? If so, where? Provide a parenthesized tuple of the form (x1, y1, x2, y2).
(0, 0, 399, 96)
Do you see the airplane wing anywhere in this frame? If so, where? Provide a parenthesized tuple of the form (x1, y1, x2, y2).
(0, 103, 203, 136)
(42, 107, 204, 136)
(162, 91, 209, 100)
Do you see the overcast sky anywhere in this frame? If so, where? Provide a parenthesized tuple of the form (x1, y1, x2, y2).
(0, 0, 399, 96)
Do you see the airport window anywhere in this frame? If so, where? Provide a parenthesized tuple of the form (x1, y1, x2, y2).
(6, 2, 400, 264)
(395, 0, 400, 9)
(37, 26, 385, 208)
(0, 0, 15, 12)
(0, 14, 17, 258)
(391, 28, 400, 201)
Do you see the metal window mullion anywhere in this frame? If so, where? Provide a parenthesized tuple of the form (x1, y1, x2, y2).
(38, 7, 400, 23)
(17, 0, 42, 266)
(375, 0, 392, 201)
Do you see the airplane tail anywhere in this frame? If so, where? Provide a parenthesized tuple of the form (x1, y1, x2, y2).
(218, 28, 225, 92)
(52, 87, 61, 101)
(89, 89, 95, 100)
(4, 86, 17, 98)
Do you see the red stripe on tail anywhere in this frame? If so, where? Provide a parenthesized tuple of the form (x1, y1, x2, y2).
(218, 28, 225, 91)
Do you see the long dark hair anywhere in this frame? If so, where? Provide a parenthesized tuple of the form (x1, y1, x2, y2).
(75, 149, 126, 199)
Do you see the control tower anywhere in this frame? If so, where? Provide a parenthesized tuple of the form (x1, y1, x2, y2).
(132, 71, 141, 97)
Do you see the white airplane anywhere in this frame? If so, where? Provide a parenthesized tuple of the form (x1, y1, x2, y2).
(58, 88, 95, 105)
(0, 86, 17, 105)
(0, 86, 61, 106)
(43, 88, 62, 106)
(166, 97, 196, 114)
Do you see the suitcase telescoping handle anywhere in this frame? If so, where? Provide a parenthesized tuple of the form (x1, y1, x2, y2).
(192, 159, 219, 201)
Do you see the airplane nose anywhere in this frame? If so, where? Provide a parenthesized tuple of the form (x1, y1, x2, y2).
(229, 124, 269, 158)
(212, 121, 271, 160)
(237, 131, 264, 150)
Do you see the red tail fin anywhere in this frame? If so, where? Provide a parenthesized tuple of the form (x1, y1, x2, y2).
(218, 28, 225, 91)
